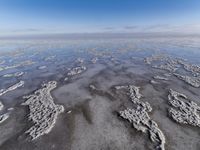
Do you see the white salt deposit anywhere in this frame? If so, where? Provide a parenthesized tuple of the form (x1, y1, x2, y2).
(173, 73, 200, 88)
(22, 81, 64, 140)
(168, 89, 200, 127)
(117, 85, 165, 150)
(0, 81, 25, 96)
(0, 101, 3, 111)
(0, 113, 9, 124)
(67, 66, 87, 76)
(154, 75, 169, 81)
(3, 72, 24, 78)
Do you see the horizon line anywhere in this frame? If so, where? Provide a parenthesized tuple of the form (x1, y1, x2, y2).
(1, 32, 200, 40)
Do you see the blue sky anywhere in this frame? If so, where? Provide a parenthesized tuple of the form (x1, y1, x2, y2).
(0, 0, 200, 35)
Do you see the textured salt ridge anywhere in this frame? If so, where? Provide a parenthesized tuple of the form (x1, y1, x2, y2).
(0, 60, 35, 72)
(150, 80, 159, 84)
(38, 66, 47, 70)
(0, 60, 5, 65)
(0, 81, 25, 96)
(0, 113, 9, 124)
(144, 54, 167, 65)
(153, 64, 177, 72)
(44, 55, 56, 61)
(178, 60, 200, 75)
(153, 58, 179, 72)
(76, 58, 84, 64)
(0, 101, 11, 124)
(0, 101, 3, 111)
(91, 57, 98, 64)
(22, 81, 64, 140)
(173, 73, 200, 88)
(144, 55, 200, 75)
(154, 76, 169, 81)
(145, 54, 200, 88)
(89, 84, 96, 90)
(64, 65, 86, 81)
(117, 85, 165, 150)
(145, 54, 179, 72)
(67, 66, 87, 76)
(3, 72, 24, 78)
(168, 89, 200, 127)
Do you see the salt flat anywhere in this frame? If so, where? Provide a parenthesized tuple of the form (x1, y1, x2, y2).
(0, 36, 200, 150)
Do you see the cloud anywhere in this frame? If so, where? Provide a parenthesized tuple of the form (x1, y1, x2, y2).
(124, 26, 138, 30)
(100, 24, 200, 33)
(143, 24, 171, 31)
(103, 27, 115, 30)
(11, 28, 43, 33)
(136, 24, 200, 33)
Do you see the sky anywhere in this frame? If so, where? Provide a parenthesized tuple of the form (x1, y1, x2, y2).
(0, 0, 200, 36)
